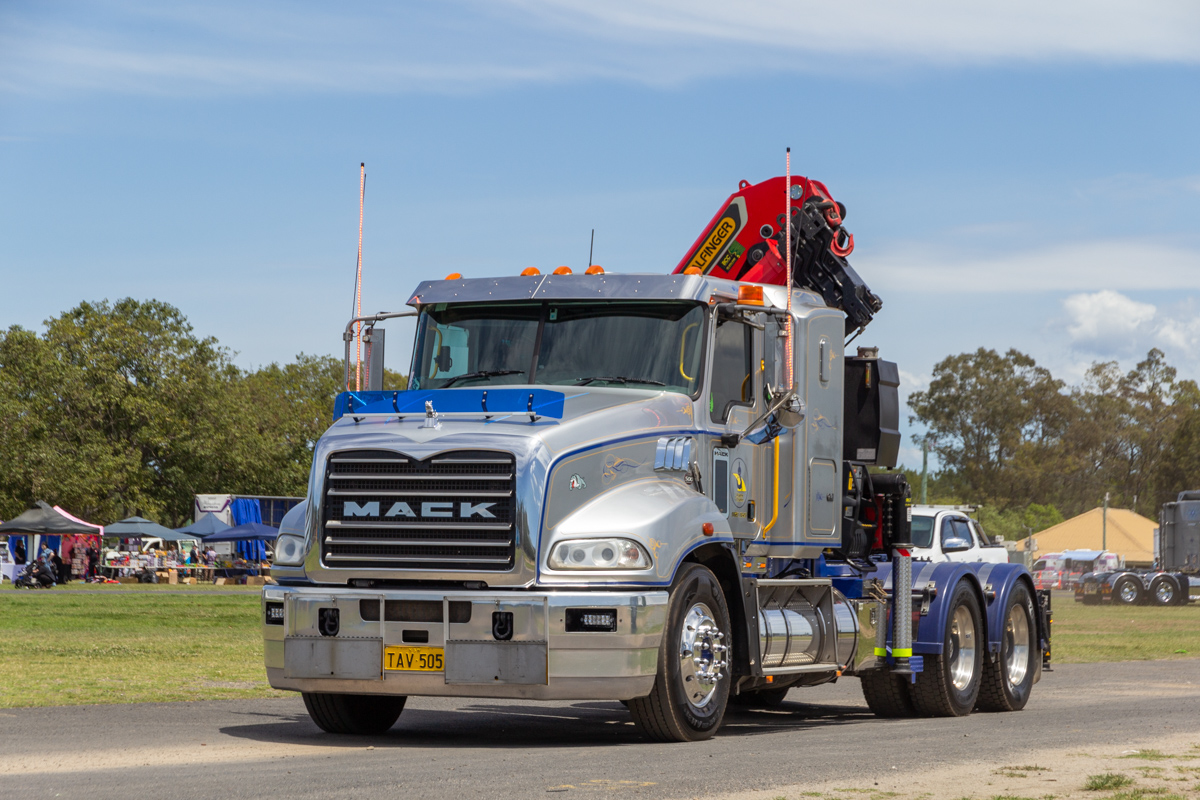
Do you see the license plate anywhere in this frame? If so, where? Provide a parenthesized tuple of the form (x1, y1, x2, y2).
(1084, 585, 1098, 594)
(384, 646, 444, 672)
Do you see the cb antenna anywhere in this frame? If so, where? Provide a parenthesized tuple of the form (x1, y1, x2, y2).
(785, 147, 794, 391)
(588, 228, 595, 267)
(352, 162, 366, 391)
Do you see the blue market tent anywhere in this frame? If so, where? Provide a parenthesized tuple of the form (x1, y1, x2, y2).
(203, 522, 278, 542)
(107, 516, 197, 543)
(175, 512, 231, 537)
(204, 521, 277, 562)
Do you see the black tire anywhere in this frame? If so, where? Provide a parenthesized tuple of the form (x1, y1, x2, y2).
(628, 563, 731, 742)
(1149, 576, 1179, 607)
(859, 669, 915, 718)
(302, 692, 407, 734)
(1113, 576, 1144, 606)
(976, 582, 1038, 712)
(910, 580, 983, 717)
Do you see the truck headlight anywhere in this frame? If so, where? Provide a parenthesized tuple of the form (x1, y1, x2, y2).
(273, 534, 306, 566)
(548, 538, 651, 570)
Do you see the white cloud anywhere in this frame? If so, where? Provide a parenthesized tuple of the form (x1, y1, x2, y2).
(1059, 291, 1200, 362)
(511, 0, 1200, 65)
(1063, 290, 1156, 348)
(864, 239, 1200, 294)
(3, 0, 1200, 95)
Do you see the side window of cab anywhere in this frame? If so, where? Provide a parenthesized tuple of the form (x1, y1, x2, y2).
(709, 320, 752, 423)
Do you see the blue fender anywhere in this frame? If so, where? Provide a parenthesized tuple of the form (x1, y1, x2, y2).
(868, 561, 1034, 657)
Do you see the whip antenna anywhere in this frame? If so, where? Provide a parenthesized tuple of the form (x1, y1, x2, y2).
(785, 147, 794, 391)
(354, 162, 366, 391)
(588, 228, 595, 267)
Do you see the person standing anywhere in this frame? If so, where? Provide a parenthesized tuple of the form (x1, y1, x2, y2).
(39, 542, 54, 571)
(86, 544, 99, 581)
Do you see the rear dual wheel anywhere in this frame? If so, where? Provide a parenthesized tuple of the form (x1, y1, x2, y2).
(976, 582, 1038, 712)
(859, 670, 915, 717)
(1151, 576, 1180, 606)
(910, 581, 984, 717)
(1114, 576, 1144, 606)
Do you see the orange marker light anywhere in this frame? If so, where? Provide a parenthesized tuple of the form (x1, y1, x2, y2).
(585, 264, 604, 275)
(701, 522, 714, 537)
(738, 285, 764, 306)
(444, 272, 462, 280)
(520, 267, 541, 276)
(683, 267, 701, 275)
(553, 266, 572, 275)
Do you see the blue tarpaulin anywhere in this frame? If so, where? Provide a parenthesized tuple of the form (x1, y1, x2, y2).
(229, 499, 265, 560)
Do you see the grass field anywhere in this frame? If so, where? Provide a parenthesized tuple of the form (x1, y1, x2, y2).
(0, 583, 281, 708)
(0, 585, 1197, 708)
(1049, 591, 1200, 663)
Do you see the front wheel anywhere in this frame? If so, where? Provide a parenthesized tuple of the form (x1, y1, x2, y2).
(629, 563, 731, 742)
(910, 580, 983, 717)
(976, 582, 1038, 712)
(302, 693, 407, 734)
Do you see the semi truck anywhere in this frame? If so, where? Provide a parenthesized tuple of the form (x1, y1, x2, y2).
(1075, 491, 1200, 606)
(263, 173, 1052, 741)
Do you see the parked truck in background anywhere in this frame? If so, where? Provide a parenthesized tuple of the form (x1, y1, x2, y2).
(1075, 492, 1200, 606)
(910, 506, 1008, 564)
(264, 174, 1051, 741)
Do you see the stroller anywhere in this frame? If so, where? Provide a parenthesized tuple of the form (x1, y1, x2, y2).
(13, 561, 55, 589)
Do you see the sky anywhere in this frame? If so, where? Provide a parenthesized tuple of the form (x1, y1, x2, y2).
(2, 0, 1200, 467)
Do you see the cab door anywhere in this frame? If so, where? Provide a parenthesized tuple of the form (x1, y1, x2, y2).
(708, 315, 760, 537)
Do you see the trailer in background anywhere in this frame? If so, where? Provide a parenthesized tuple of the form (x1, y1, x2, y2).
(1075, 492, 1199, 605)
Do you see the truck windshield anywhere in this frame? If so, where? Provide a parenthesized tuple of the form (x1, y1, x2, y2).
(410, 301, 705, 395)
(910, 516, 934, 548)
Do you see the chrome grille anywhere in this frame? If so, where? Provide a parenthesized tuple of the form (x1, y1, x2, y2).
(321, 449, 516, 571)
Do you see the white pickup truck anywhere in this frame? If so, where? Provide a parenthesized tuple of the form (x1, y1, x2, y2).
(910, 506, 1009, 564)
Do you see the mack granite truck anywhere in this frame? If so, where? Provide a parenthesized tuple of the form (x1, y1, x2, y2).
(263, 174, 1052, 742)
(1076, 491, 1200, 606)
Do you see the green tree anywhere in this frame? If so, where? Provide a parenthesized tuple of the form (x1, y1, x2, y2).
(0, 299, 401, 525)
(907, 348, 1074, 509)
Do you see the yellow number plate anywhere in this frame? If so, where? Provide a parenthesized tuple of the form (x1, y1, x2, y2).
(384, 646, 444, 672)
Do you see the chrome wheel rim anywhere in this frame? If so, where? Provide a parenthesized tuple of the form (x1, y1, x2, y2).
(678, 602, 727, 710)
(1004, 602, 1030, 686)
(1119, 581, 1138, 603)
(1155, 582, 1174, 603)
(948, 604, 977, 692)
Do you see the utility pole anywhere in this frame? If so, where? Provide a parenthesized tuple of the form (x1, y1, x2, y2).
(921, 437, 929, 505)
(1102, 491, 1109, 551)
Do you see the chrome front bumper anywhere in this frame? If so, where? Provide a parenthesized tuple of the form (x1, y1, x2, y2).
(263, 585, 668, 700)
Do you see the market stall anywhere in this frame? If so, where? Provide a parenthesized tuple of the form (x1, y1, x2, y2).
(202, 522, 278, 579)
(100, 516, 203, 580)
(0, 501, 103, 584)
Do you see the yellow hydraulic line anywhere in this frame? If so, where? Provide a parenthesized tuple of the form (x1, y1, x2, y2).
(763, 434, 780, 533)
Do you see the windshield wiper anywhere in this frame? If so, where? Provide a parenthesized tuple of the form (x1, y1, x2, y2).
(440, 369, 525, 387)
(575, 376, 666, 387)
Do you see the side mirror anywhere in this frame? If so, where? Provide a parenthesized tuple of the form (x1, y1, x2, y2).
(436, 346, 454, 374)
(942, 537, 972, 553)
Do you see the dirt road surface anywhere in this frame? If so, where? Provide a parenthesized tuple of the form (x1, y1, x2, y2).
(3, 660, 1197, 799)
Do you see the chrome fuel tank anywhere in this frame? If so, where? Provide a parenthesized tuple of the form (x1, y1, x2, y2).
(753, 579, 857, 674)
